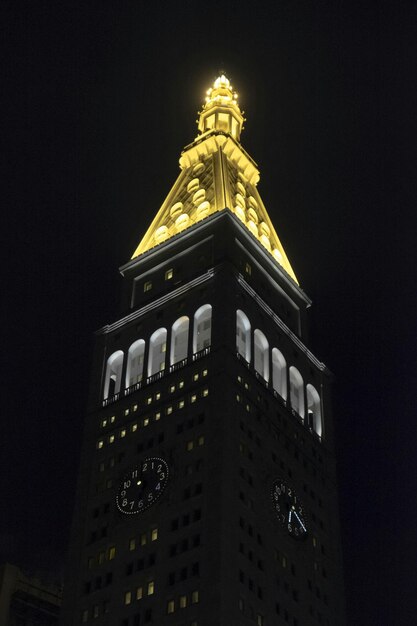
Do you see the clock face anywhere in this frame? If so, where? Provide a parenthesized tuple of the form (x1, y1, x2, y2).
(271, 478, 308, 539)
(116, 457, 169, 515)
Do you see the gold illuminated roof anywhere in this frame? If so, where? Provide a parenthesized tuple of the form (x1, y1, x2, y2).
(132, 74, 298, 284)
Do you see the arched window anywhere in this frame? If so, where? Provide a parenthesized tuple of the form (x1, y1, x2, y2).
(272, 348, 287, 400)
(289, 366, 305, 418)
(193, 304, 212, 353)
(236, 309, 251, 362)
(254, 329, 269, 381)
(307, 384, 322, 438)
(103, 350, 124, 400)
(148, 328, 167, 377)
(170, 316, 189, 365)
(125, 339, 145, 388)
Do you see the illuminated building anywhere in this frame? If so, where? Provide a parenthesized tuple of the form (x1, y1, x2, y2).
(61, 75, 346, 625)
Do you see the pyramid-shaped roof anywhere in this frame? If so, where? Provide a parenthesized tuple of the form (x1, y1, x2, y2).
(132, 75, 298, 285)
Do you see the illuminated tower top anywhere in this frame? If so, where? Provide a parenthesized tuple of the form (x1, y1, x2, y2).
(132, 74, 298, 284)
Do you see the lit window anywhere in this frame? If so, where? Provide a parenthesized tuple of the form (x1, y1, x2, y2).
(166, 406, 173, 415)
(155, 392, 161, 400)
(110, 415, 115, 423)
(246, 404, 250, 412)
(144, 281, 152, 292)
(97, 440, 104, 450)
(101, 419, 107, 428)
(148, 328, 167, 376)
(136, 586, 143, 600)
(103, 351, 124, 400)
(93, 605, 99, 619)
(98, 552, 105, 565)
(108, 546, 116, 560)
(198, 436, 204, 446)
(131, 423, 138, 432)
(202, 369, 208, 376)
(193, 304, 212, 353)
(289, 366, 305, 418)
(191, 394, 197, 403)
(167, 600, 175, 614)
(147, 581, 154, 595)
(155, 412, 161, 421)
(165, 268, 173, 280)
(236, 394, 241, 402)
(254, 329, 270, 381)
(170, 385, 176, 393)
(257, 614, 264, 626)
(109, 435, 115, 444)
(179, 380, 184, 388)
(147, 397, 152, 405)
(124, 409, 130, 416)
(179, 595, 187, 608)
(133, 404, 138, 412)
(124, 591, 132, 605)
(191, 590, 199, 604)
(140, 533, 147, 546)
(178, 399, 185, 409)
(170, 316, 190, 365)
(193, 373, 199, 381)
(120, 429, 126, 438)
(143, 418, 149, 427)
(186, 441, 194, 451)
(129, 538, 136, 551)
(151, 528, 158, 541)
(236, 310, 251, 362)
(245, 262, 251, 275)
(202, 388, 209, 397)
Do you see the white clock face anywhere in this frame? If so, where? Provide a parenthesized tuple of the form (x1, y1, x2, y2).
(271, 479, 308, 539)
(116, 457, 169, 515)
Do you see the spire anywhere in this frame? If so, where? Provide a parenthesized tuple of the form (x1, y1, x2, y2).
(198, 74, 244, 141)
(131, 75, 298, 285)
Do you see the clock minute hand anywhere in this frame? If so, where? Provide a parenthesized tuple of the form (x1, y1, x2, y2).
(293, 510, 306, 532)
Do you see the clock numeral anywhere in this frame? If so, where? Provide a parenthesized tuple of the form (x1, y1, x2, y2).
(138, 500, 144, 509)
(124, 480, 131, 489)
(142, 463, 147, 472)
(122, 499, 128, 507)
(130, 501, 135, 510)
(155, 482, 161, 491)
(159, 472, 165, 480)
(121, 490, 126, 497)
(147, 492, 153, 501)
(131, 470, 138, 478)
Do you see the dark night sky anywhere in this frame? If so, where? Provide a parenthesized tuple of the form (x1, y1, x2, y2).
(2, 1, 417, 624)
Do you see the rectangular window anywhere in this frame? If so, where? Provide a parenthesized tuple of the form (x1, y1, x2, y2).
(155, 412, 161, 421)
(109, 434, 115, 444)
(178, 399, 185, 409)
(140, 533, 147, 546)
(179, 595, 187, 608)
(98, 551, 105, 565)
(191, 394, 197, 403)
(202, 388, 209, 397)
(136, 586, 143, 600)
(165, 268, 173, 280)
(167, 600, 175, 614)
(101, 419, 107, 428)
(147, 581, 154, 595)
(82, 609, 88, 623)
(193, 373, 199, 381)
(147, 397, 152, 405)
(191, 590, 199, 604)
(124, 591, 132, 605)
(245, 262, 252, 275)
(198, 435, 204, 446)
(120, 429, 126, 438)
(155, 392, 161, 400)
(129, 538, 136, 551)
(143, 418, 149, 427)
(186, 441, 194, 451)
(170, 385, 176, 393)
(97, 440, 104, 450)
(144, 281, 152, 292)
(202, 369, 208, 377)
(131, 423, 138, 432)
(108, 546, 116, 560)
(151, 527, 158, 541)
(179, 380, 184, 388)
(124, 409, 130, 416)
(166, 406, 173, 415)
(133, 404, 138, 412)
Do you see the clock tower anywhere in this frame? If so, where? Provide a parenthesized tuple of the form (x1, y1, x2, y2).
(61, 75, 346, 626)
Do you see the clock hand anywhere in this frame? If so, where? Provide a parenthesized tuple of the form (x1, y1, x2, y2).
(293, 510, 306, 532)
(289, 510, 292, 523)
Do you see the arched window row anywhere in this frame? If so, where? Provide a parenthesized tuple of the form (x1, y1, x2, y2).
(103, 305, 212, 405)
(235, 309, 323, 439)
